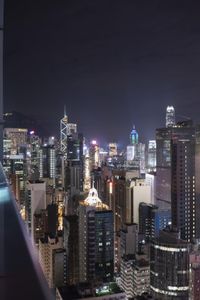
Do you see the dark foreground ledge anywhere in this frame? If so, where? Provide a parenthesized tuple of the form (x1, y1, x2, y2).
(0, 164, 53, 299)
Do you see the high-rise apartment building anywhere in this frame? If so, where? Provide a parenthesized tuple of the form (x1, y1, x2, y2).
(119, 253, 150, 299)
(26, 180, 46, 239)
(78, 186, 114, 283)
(126, 178, 152, 224)
(39, 235, 66, 289)
(120, 223, 138, 257)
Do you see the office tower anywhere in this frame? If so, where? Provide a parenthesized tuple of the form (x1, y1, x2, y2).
(63, 215, 79, 285)
(83, 148, 91, 192)
(156, 120, 198, 241)
(99, 148, 108, 165)
(145, 173, 156, 204)
(156, 120, 195, 210)
(26, 180, 46, 239)
(78, 186, 114, 283)
(127, 145, 135, 161)
(89, 140, 100, 169)
(139, 203, 171, 241)
(155, 127, 172, 210)
(137, 142, 146, 174)
(109, 143, 118, 157)
(4, 128, 27, 155)
(28, 131, 40, 168)
(171, 121, 196, 242)
(111, 170, 140, 225)
(166, 106, 175, 128)
(39, 144, 56, 180)
(0, 0, 3, 161)
(60, 109, 68, 154)
(67, 134, 81, 161)
(127, 126, 145, 174)
(39, 235, 66, 289)
(147, 140, 156, 171)
(119, 253, 150, 299)
(150, 227, 190, 300)
(67, 123, 77, 136)
(126, 178, 152, 224)
(112, 170, 127, 236)
(130, 125, 139, 145)
(64, 133, 84, 215)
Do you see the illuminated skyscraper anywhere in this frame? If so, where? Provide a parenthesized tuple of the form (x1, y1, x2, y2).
(166, 106, 175, 128)
(4, 128, 28, 155)
(83, 148, 91, 192)
(89, 140, 100, 169)
(39, 145, 56, 180)
(60, 107, 68, 154)
(156, 120, 198, 241)
(147, 140, 156, 171)
(109, 143, 118, 157)
(130, 125, 138, 145)
(150, 228, 190, 300)
(78, 186, 114, 283)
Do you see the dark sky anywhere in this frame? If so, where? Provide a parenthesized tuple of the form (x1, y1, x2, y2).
(4, 0, 200, 146)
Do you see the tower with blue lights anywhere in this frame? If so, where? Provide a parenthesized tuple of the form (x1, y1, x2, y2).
(130, 125, 138, 145)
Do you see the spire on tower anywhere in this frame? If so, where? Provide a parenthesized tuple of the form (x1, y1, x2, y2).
(64, 105, 67, 117)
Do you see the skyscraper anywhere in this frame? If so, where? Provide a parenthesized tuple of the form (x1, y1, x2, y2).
(78, 186, 114, 283)
(39, 145, 56, 180)
(60, 108, 68, 154)
(147, 140, 156, 171)
(156, 120, 198, 241)
(139, 202, 171, 241)
(166, 106, 175, 128)
(130, 125, 139, 145)
(171, 121, 196, 242)
(150, 227, 190, 300)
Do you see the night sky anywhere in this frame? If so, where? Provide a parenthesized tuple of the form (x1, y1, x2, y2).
(4, 1, 200, 146)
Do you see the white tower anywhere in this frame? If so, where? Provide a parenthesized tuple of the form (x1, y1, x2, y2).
(166, 106, 175, 127)
(60, 106, 68, 154)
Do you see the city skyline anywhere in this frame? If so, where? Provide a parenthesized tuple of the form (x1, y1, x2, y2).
(4, 1, 200, 143)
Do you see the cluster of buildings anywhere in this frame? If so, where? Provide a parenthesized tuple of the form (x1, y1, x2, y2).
(3, 105, 200, 299)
